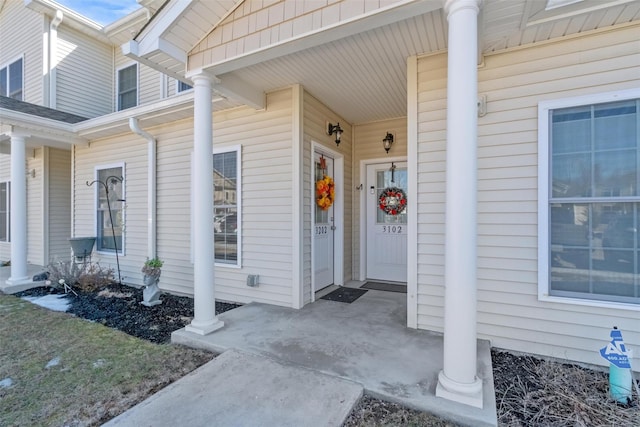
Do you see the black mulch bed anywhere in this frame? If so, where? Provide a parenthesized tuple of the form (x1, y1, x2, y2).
(14, 283, 240, 344)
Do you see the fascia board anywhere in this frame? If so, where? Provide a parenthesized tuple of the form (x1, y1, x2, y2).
(0, 108, 86, 145)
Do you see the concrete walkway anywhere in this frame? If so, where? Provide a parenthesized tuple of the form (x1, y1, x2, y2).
(104, 349, 363, 427)
(169, 288, 497, 427)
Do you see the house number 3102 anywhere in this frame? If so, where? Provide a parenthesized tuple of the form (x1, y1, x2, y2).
(382, 225, 402, 233)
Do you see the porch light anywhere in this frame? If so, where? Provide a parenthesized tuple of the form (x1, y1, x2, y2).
(327, 122, 343, 146)
(382, 132, 394, 153)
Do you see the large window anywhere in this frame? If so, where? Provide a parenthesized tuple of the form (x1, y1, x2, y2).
(0, 182, 9, 242)
(117, 64, 137, 111)
(95, 165, 124, 254)
(213, 147, 240, 265)
(0, 57, 23, 100)
(540, 90, 640, 306)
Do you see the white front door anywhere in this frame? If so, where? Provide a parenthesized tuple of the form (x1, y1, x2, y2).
(366, 162, 408, 282)
(314, 152, 334, 290)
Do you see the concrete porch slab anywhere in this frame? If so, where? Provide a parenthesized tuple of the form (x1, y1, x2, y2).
(172, 290, 497, 427)
(104, 349, 363, 427)
(0, 264, 47, 294)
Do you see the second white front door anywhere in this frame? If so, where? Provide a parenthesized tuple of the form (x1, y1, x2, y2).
(366, 162, 408, 283)
(314, 152, 335, 290)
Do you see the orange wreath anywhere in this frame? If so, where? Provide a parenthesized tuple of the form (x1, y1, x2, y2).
(316, 175, 335, 210)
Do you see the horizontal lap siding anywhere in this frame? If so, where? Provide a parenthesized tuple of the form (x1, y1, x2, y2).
(416, 53, 447, 331)
(56, 26, 112, 117)
(352, 118, 407, 280)
(47, 148, 71, 262)
(0, 2, 43, 105)
(303, 90, 353, 304)
(417, 24, 640, 368)
(73, 133, 148, 286)
(73, 90, 295, 307)
(214, 89, 294, 306)
(27, 149, 44, 265)
(190, 0, 402, 68)
(0, 154, 10, 260)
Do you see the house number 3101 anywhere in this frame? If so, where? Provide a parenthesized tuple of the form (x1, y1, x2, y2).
(381, 225, 402, 233)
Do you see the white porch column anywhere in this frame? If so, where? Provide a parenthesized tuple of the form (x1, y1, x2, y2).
(436, 0, 483, 408)
(185, 71, 224, 335)
(6, 134, 30, 286)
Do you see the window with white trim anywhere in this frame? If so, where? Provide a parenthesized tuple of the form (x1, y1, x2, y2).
(213, 148, 240, 265)
(541, 92, 640, 305)
(95, 165, 125, 254)
(117, 64, 137, 111)
(0, 58, 23, 100)
(0, 182, 9, 242)
(177, 80, 192, 92)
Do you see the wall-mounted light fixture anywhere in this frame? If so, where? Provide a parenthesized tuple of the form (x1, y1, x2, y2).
(327, 122, 343, 146)
(382, 132, 394, 153)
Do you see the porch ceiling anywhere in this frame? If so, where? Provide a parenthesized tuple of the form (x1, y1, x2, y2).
(132, 0, 640, 125)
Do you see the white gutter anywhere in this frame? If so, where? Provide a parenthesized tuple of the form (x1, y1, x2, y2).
(129, 117, 156, 259)
(49, 10, 63, 109)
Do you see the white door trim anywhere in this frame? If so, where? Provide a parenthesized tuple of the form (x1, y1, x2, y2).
(358, 156, 408, 281)
(311, 142, 344, 302)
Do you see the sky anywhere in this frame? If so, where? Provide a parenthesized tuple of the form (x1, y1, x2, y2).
(54, 0, 141, 26)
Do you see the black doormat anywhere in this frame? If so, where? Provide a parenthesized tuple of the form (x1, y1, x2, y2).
(361, 281, 407, 293)
(320, 287, 368, 303)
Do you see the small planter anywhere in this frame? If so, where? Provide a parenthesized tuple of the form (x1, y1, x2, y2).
(141, 258, 163, 307)
(69, 237, 96, 260)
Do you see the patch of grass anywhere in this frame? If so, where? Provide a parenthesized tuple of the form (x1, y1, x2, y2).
(0, 294, 214, 426)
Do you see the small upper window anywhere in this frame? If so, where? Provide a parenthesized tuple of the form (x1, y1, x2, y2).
(540, 91, 640, 306)
(177, 80, 192, 92)
(0, 58, 23, 101)
(117, 64, 137, 111)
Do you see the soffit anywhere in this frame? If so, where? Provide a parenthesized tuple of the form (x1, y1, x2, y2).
(131, 0, 640, 125)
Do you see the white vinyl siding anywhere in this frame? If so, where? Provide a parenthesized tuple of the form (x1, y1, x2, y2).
(117, 64, 138, 111)
(352, 118, 407, 280)
(27, 149, 44, 265)
(0, 181, 9, 242)
(139, 63, 162, 105)
(0, 0, 43, 104)
(73, 89, 295, 305)
(302, 90, 353, 304)
(47, 148, 71, 262)
(56, 26, 112, 117)
(416, 24, 640, 369)
(74, 135, 147, 286)
(0, 154, 9, 260)
(213, 88, 294, 306)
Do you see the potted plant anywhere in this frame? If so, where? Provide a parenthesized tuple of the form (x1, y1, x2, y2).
(141, 257, 163, 306)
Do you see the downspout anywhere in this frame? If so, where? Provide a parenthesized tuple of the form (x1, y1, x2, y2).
(49, 10, 63, 109)
(129, 118, 157, 259)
